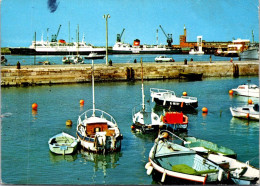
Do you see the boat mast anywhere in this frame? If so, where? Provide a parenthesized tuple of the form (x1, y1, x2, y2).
(92, 59, 96, 116)
(141, 58, 145, 111)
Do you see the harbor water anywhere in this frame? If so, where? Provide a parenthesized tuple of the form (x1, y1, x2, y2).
(2, 54, 241, 66)
(1, 74, 259, 184)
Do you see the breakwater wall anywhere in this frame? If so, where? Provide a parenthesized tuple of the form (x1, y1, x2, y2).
(1, 61, 259, 87)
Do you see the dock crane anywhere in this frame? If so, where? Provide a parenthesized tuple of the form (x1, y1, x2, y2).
(159, 25, 173, 47)
(117, 28, 125, 42)
(51, 24, 62, 42)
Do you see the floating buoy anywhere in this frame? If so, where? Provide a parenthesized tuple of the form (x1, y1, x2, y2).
(229, 90, 233, 95)
(131, 125, 135, 129)
(80, 99, 85, 105)
(66, 120, 72, 126)
(202, 107, 208, 113)
(248, 99, 253, 104)
(32, 103, 38, 110)
(183, 92, 187, 96)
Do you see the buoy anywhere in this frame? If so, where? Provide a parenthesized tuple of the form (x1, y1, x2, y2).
(66, 120, 72, 126)
(32, 103, 38, 110)
(229, 90, 233, 95)
(248, 99, 253, 104)
(183, 92, 187, 96)
(202, 107, 208, 113)
(131, 125, 135, 129)
(80, 99, 85, 105)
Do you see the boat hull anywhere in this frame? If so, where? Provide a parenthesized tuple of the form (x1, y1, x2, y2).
(153, 97, 198, 109)
(239, 48, 259, 60)
(232, 89, 259, 98)
(230, 107, 259, 120)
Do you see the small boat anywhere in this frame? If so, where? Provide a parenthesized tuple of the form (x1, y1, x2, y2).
(85, 52, 105, 59)
(1, 56, 7, 64)
(239, 43, 259, 60)
(230, 104, 259, 121)
(145, 130, 229, 184)
(179, 72, 203, 81)
(207, 154, 259, 185)
(232, 83, 259, 98)
(48, 132, 79, 155)
(150, 88, 198, 109)
(183, 136, 237, 158)
(76, 59, 123, 153)
(189, 48, 204, 55)
(155, 55, 174, 62)
(62, 55, 84, 64)
(132, 58, 164, 133)
(161, 112, 188, 131)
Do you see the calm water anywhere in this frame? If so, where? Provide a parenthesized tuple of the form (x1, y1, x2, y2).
(1, 75, 259, 184)
(3, 54, 240, 66)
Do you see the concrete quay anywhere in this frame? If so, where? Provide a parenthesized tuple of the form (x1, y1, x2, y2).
(1, 61, 259, 87)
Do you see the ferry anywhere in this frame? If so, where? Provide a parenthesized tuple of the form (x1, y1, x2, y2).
(9, 35, 106, 55)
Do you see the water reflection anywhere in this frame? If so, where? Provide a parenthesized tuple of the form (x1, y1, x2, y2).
(49, 151, 78, 163)
(80, 150, 122, 177)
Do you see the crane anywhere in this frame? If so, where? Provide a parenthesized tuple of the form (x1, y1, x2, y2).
(51, 24, 62, 42)
(117, 28, 125, 42)
(159, 25, 173, 47)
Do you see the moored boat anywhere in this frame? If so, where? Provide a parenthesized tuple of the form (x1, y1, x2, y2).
(150, 88, 198, 109)
(76, 59, 123, 153)
(48, 132, 79, 155)
(239, 43, 259, 60)
(145, 130, 230, 184)
(131, 58, 163, 133)
(161, 112, 188, 131)
(232, 83, 259, 98)
(85, 52, 105, 60)
(62, 55, 84, 64)
(183, 136, 237, 158)
(230, 104, 259, 121)
(207, 154, 259, 185)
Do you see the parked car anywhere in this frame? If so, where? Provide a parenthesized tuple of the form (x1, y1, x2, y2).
(155, 55, 174, 62)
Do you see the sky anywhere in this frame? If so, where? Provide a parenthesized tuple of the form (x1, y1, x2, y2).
(1, 0, 259, 47)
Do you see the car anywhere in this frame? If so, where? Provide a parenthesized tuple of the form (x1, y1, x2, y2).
(155, 55, 174, 62)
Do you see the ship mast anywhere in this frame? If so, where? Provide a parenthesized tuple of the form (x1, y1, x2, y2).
(92, 59, 96, 116)
(141, 58, 145, 111)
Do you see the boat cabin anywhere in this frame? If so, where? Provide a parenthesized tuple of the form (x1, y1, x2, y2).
(86, 123, 115, 137)
(162, 112, 188, 124)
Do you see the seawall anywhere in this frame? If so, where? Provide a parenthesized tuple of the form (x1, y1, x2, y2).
(1, 61, 259, 87)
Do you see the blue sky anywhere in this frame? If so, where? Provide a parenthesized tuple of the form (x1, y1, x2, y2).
(1, 0, 259, 47)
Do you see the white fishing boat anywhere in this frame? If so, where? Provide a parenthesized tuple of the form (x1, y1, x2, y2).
(76, 60, 123, 153)
(232, 83, 259, 98)
(131, 58, 164, 133)
(150, 88, 198, 109)
(48, 132, 79, 155)
(207, 154, 259, 185)
(230, 104, 259, 121)
(145, 130, 229, 184)
(85, 52, 105, 60)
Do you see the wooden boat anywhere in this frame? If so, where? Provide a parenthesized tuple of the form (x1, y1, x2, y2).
(145, 130, 230, 184)
(183, 137, 237, 158)
(232, 82, 259, 98)
(85, 52, 105, 59)
(207, 154, 259, 185)
(161, 112, 188, 131)
(230, 104, 259, 121)
(150, 88, 198, 109)
(76, 59, 123, 153)
(132, 58, 164, 133)
(179, 72, 203, 81)
(48, 132, 78, 155)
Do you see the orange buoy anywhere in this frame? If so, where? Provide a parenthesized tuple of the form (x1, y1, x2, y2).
(131, 125, 135, 129)
(183, 92, 187, 96)
(229, 90, 233, 95)
(66, 120, 72, 126)
(32, 103, 38, 110)
(248, 99, 253, 104)
(80, 99, 85, 105)
(202, 107, 208, 113)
